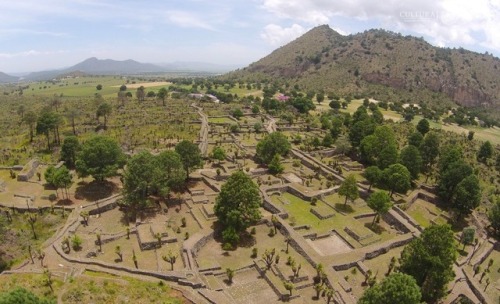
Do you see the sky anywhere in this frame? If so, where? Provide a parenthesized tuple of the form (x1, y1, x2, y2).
(0, 0, 499, 73)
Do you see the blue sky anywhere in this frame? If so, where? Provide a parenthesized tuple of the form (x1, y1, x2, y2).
(0, 0, 498, 73)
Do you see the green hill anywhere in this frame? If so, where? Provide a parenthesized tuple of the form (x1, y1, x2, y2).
(227, 25, 500, 116)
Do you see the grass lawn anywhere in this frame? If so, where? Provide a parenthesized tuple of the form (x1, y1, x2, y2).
(0, 271, 188, 304)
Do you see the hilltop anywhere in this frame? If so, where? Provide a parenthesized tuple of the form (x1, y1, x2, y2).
(228, 25, 500, 114)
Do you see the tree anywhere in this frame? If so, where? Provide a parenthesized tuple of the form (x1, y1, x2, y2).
(162, 250, 178, 270)
(66, 107, 80, 135)
(27, 214, 37, 240)
(316, 92, 325, 104)
(322, 133, 334, 147)
(226, 268, 235, 284)
(36, 110, 61, 150)
(253, 122, 263, 133)
(329, 99, 341, 110)
(175, 140, 202, 179)
(489, 199, 500, 236)
(262, 248, 276, 270)
(23, 111, 37, 142)
(283, 281, 294, 296)
(232, 108, 243, 120)
(60, 136, 80, 168)
(0, 287, 54, 304)
(53, 166, 73, 199)
(399, 145, 422, 180)
(408, 131, 423, 147)
(477, 141, 493, 163)
(122, 151, 157, 215)
(367, 191, 392, 226)
(359, 273, 421, 304)
(416, 118, 430, 135)
(96, 84, 102, 90)
(461, 227, 475, 250)
(96, 102, 112, 128)
(214, 171, 261, 245)
(156, 87, 168, 106)
(268, 154, 284, 175)
(136, 86, 146, 102)
(75, 136, 124, 182)
(212, 146, 226, 164)
(363, 166, 382, 191)
(382, 164, 411, 196)
(453, 175, 481, 219)
(338, 174, 359, 206)
(399, 224, 457, 303)
(419, 132, 440, 180)
(438, 157, 473, 204)
(154, 150, 186, 193)
(256, 132, 291, 164)
(360, 125, 397, 168)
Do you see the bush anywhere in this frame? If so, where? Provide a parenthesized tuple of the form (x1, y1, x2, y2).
(222, 243, 233, 251)
(251, 247, 258, 258)
(71, 234, 83, 251)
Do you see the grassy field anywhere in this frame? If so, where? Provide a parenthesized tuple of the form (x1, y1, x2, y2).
(0, 271, 188, 303)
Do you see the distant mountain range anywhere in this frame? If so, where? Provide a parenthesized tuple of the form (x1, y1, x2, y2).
(0, 72, 19, 83)
(227, 25, 500, 110)
(0, 58, 235, 82)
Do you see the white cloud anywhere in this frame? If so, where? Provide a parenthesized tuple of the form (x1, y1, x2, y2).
(164, 10, 215, 30)
(0, 49, 67, 59)
(260, 0, 500, 51)
(260, 24, 306, 46)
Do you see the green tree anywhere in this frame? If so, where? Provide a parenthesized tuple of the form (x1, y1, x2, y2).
(96, 84, 102, 90)
(408, 131, 423, 147)
(268, 154, 284, 175)
(338, 174, 359, 206)
(367, 191, 392, 226)
(232, 108, 243, 120)
(36, 110, 61, 150)
(0, 287, 54, 304)
(122, 151, 157, 215)
(316, 92, 325, 104)
(419, 132, 440, 180)
(461, 227, 475, 250)
(399, 145, 422, 180)
(363, 166, 382, 191)
(154, 150, 186, 193)
(212, 146, 226, 164)
(416, 118, 430, 135)
(75, 136, 124, 182)
(66, 107, 80, 135)
(453, 175, 481, 219)
(349, 119, 375, 147)
(359, 273, 421, 304)
(488, 199, 500, 236)
(382, 164, 411, 196)
(256, 132, 291, 164)
(136, 86, 145, 101)
(360, 125, 397, 168)
(157, 87, 168, 106)
(437, 147, 473, 203)
(53, 166, 73, 199)
(23, 111, 37, 142)
(60, 136, 80, 168)
(322, 133, 334, 147)
(175, 140, 202, 179)
(399, 224, 457, 303)
(214, 171, 261, 245)
(96, 102, 112, 128)
(477, 141, 493, 163)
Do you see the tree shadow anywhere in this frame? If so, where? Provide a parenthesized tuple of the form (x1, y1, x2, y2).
(75, 180, 116, 201)
(238, 232, 256, 248)
(56, 198, 73, 206)
(364, 222, 386, 235)
(335, 203, 354, 213)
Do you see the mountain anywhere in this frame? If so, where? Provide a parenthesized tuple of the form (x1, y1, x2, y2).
(24, 57, 166, 81)
(0, 72, 19, 83)
(158, 61, 239, 73)
(228, 25, 500, 111)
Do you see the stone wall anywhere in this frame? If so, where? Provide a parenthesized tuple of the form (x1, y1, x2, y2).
(17, 159, 39, 181)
